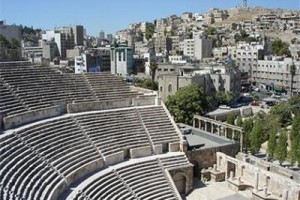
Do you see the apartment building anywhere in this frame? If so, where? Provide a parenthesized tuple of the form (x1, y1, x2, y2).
(253, 57, 300, 95)
(110, 44, 133, 76)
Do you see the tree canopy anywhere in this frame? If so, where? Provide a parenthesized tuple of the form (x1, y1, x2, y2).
(272, 38, 291, 56)
(290, 116, 300, 166)
(216, 91, 234, 105)
(166, 85, 209, 125)
(132, 77, 158, 91)
(204, 26, 216, 35)
(249, 120, 264, 154)
(270, 104, 292, 126)
(145, 22, 155, 40)
(275, 130, 288, 165)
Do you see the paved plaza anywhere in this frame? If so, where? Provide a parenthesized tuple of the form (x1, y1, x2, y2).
(186, 179, 252, 200)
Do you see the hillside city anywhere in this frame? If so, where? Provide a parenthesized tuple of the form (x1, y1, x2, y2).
(0, 1, 300, 200)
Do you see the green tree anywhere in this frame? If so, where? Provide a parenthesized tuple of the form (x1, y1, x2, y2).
(270, 104, 292, 126)
(288, 95, 300, 116)
(226, 112, 237, 139)
(267, 125, 278, 160)
(275, 130, 288, 165)
(243, 118, 254, 152)
(145, 22, 155, 40)
(132, 77, 158, 91)
(149, 61, 158, 89)
(249, 120, 264, 154)
(290, 62, 296, 96)
(272, 38, 291, 56)
(10, 39, 20, 49)
(166, 85, 209, 125)
(290, 116, 300, 166)
(216, 91, 234, 105)
(236, 116, 243, 127)
(0, 34, 11, 48)
(204, 27, 216, 35)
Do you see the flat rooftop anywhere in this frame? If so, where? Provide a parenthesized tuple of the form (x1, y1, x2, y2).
(177, 124, 235, 150)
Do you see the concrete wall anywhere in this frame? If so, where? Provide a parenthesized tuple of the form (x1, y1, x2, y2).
(67, 99, 131, 113)
(3, 105, 62, 129)
(217, 152, 300, 200)
(237, 153, 300, 183)
(130, 146, 152, 158)
(132, 95, 156, 106)
(104, 151, 124, 166)
(186, 143, 239, 174)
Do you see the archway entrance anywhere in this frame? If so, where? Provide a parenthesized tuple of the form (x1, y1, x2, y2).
(173, 173, 187, 194)
(191, 160, 200, 178)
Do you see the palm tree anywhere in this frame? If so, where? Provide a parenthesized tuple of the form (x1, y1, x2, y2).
(290, 62, 296, 96)
(149, 61, 158, 88)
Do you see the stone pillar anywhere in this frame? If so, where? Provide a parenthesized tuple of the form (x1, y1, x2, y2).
(283, 190, 289, 200)
(229, 171, 234, 181)
(213, 164, 217, 172)
(254, 171, 259, 192)
(240, 132, 243, 152)
(263, 187, 268, 197)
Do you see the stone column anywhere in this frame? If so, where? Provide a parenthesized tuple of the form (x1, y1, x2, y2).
(240, 132, 243, 152)
(217, 126, 221, 136)
(254, 171, 259, 192)
(283, 190, 289, 200)
(229, 171, 234, 181)
(263, 187, 268, 197)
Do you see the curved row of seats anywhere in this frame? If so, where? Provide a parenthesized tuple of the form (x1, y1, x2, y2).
(0, 65, 138, 118)
(137, 106, 181, 145)
(70, 154, 191, 200)
(0, 134, 63, 200)
(0, 105, 182, 200)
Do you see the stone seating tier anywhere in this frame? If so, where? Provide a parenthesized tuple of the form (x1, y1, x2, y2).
(0, 106, 182, 200)
(0, 66, 138, 118)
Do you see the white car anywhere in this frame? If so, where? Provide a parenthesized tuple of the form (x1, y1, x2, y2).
(219, 105, 231, 110)
(254, 88, 260, 92)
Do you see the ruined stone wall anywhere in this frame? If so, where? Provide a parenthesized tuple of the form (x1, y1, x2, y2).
(217, 152, 300, 200)
(186, 143, 239, 172)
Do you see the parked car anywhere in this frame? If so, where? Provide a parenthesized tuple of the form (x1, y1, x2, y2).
(219, 105, 231, 109)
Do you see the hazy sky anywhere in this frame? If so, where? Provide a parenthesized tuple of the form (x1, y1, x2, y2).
(0, 0, 299, 36)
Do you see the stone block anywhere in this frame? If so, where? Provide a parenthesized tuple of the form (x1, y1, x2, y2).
(153, 144, 163, 155)
(130, 146, 152, 158)
(104, 151, 124, 166)
(169, 142, 180, 152)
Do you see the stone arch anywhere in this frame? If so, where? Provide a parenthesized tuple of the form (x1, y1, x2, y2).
(172, 172, 187, 194)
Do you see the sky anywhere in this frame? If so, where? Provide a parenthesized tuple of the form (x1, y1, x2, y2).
(0, 0, 299, 36)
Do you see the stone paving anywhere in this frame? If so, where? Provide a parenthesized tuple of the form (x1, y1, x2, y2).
(185, 179, 252, 200)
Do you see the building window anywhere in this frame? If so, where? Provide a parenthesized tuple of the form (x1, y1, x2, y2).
(168, 84, 172, 92)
